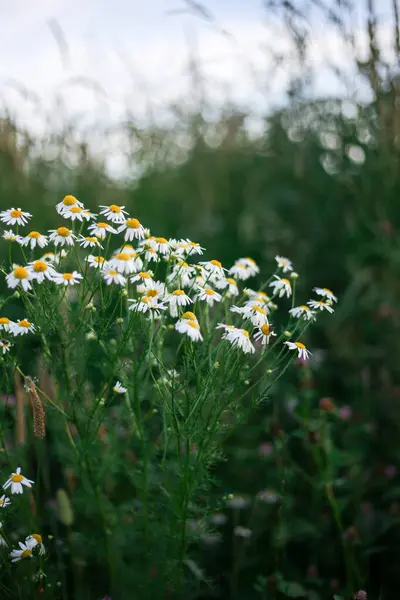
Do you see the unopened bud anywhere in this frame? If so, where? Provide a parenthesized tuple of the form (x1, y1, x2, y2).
(116, 317, 124, 324)
(290, 272, 299, 280)
(121, 289, 128, 297)
(214, 361, 220, 369)
(168, 324, 174, 331)
(85, 301, 95, 311)
(13, 291, 20, 299)
(86, 331, 97, 341)
(283, 330, 292, 338)
(266, 369, 273, 375)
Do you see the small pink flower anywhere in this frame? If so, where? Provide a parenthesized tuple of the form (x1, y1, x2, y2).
(339, 406, 352, 421)
(258, 442, 273, 457)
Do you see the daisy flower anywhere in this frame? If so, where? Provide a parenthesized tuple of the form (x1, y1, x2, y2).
(243, 304, 270, 327)
(10, 542, 34, 562)
(284, 341, 312, 360)
(63, 206, 91, 222)
(174, 239, 205, 257)
(12, 319, 35, 336)
(275, 255, 293, 273)
(99, 204, 128, 224)
(103, 269, 127, 286)
(0, 317, 15, 333)
(28, 260, 56, 283)
(165, 290, 193, 317)
(108, 252, 138, 275)
(86, 255, 108, 270)
(269, 275, 292, 298)
(0, 339, 11, 355)
(54, 272, 83, 287)
(130, 271, 155, 287)
(241, 258, 260, 277)
(149, 236, 170, 256)
(19, 231, 48, 249)
(0, 495, 11, 508)
(113, 247, 143, 271)
(128, 295, 166, 317)
(289, 305, 316, 321)
(25, 534, 45, 556)
(79, 236, 103, 249)
(199, 260, 226, 281)
(175, 311, 198, 332)
(41, 252, 58, 264)
(113, 381, 127, 394)
(221, 327, 255, 354)
(138, 281, 166, 300)
(6, 266, 34, 291)
(229, 261, 251, 281)
(0, 208, 31, 227)
(56, 195, 83, 215)
(167, 261, 196, 288)
(307, 300, 334, 314)
(175, 318, 203, 342)
(140, 244, 160, 263)
(48, 227, 76, 247)
(118, 218, 145, 241)
(215, 277, 239, 296)
(3, 467, 34, 495)
(254, 324, 276, 346)
(313, 287, 338, 303)
(197, 287, 222, 307)
(88, 222, 117, 239)
(3, 230, 20, 242)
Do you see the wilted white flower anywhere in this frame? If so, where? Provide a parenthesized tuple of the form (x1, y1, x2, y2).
(25, 534, 45, 555)
(284, 341, 311, 360)
(313, 287, 337, 302)
(3, 467, 34, 495)
(221, 327, 255, 354)
(275, 255, 293, 273)
(113, 381, 127, 394)
(3, 230, 20, 242)
(269, 275, 292, 298)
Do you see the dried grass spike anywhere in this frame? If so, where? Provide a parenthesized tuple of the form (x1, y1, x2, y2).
(25, 376, 46, 439)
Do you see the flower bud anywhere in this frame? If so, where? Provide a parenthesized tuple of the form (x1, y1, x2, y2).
(283, 330, 292, 338)
(290, 271, 299, 280)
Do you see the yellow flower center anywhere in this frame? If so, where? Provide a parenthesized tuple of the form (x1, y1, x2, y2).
(32, 534, 42, 544)
(323, 288, 333, 294)
(63, 273, 74, 281)
(187, 320, 199, 329)
(42, 253, 54, 259)
(138, 272, 150, 279)
(18, 320, 31, 328)
(182, 311, 196, 320)
(205, 289, 215, 296)
(173, 290, 185, 296)
(245, 257, 256, 265)
(189, 242, 198, 247)
(28, 231, 41, 239)
(70, 206, 83, 213)
(107, 270, 119, 276)
(93, 257, 105, 264)
(253, 306, 266, 314)
(85, 237, 98, 243)
(177, 261, 188, 267)
(155, 237, 167, 244)
(11, 474, 24, 483)
(126, 218, 140, 228)
(1, 341, 9, 347)
(146, 289, 158, 298)
(97, 222, 109, 229)
(281, 278, 290, 285)
(257, 291, 267, 298)
(109, 204, 121, 213)
(241, 329, 250, 338)
(10, 209, 23, 218)
(299, 305, 310, 310)
(210, 260, 222, 268)
(0, 318, 10, 325)
(32, 261, 48, 273)
(141, 296, 151, 303)
(21, 549, 32, 559)
(62, 195, 78, 206)
(226, 278, 236, 285)
(295, 342, 306, 349)
(13, 267, 28, 279)
(261, 324, 271, 335)
(115, 253, 130, 261)
(56, 227, 70, 237)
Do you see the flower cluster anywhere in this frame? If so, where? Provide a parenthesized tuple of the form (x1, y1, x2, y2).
(0, 197, 337, 363)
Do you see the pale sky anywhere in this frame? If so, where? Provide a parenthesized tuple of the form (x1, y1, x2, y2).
(0, 0, 396, 175)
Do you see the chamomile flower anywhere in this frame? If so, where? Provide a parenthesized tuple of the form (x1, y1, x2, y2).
(88, 222, 117, 239)
(25, 534, 45, 556)
(0, 339, 11, 355)
(113, 381, 127, 394)
(254, 324, 276, 346)
(221, 327, 255, 354)
(6, 266, 34, 291)
(28, 260, 56, 283)
(313, 287, 338, 303)
(197, 287, 222, 306)
(118, 218, 145, 241)
(0, 208, 31, 227)
(86, 255, 108, 270)
(128, 295, 166, 317)
(137, 281, 166, 299)
(284, 341, 311, 360)
(307, 300, 334, 314)
(48, 227, 76, 247)
(229, 261, 251, 281)
(3, 230, 20, 242)
(99, 204, 128, 224)
(41, 252, 57, 264)
(10, 542, 34, 562)
(175, 311, 198, 332)
(12, 319, 35, 336)
(174, 239, 205, 257)
(103, 269, 126, 286)
(0, 317, 15, 333)
(241, 258, 260, 277)
(215, 277, 239, 296)
(108, 252, 138, 275)
(149, 236, 170, 256)
(79, 236, 103, 249)
(54, 272, 83, 287)
(167, 262, 196, 288)
(289, 305, 316, 321)
(3, 467, 34, 495)
(0, 495, 11, 508)
(275, 255, 293, 273)
(63, 206, 91, 222)
(175, 318, 203, 342)
(130, 271, 155, 287)
(56, 195, 83, 215)
(199, 260, 226, 281)
(165, 290, 193, 317)
(19, 231, 48, 249)
(242, 304, 270, 327)
(140, 244, 160, 263)
(269, 275, 292, 298)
